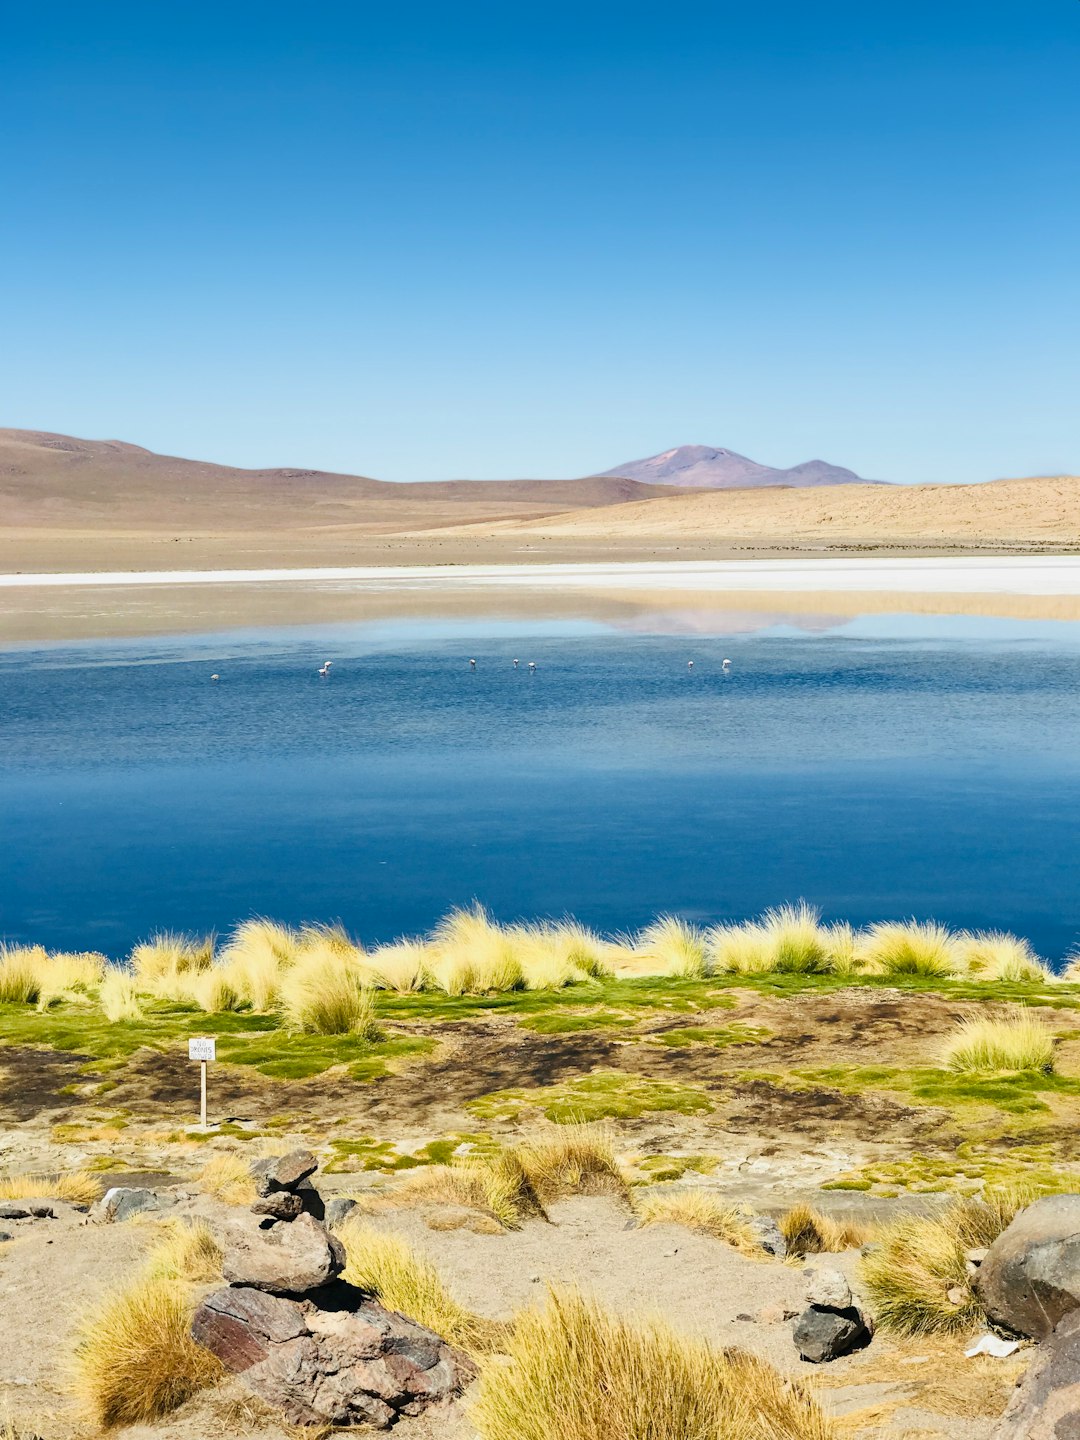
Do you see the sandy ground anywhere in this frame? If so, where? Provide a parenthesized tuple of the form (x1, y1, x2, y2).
(0, 1193, 1022, 1440)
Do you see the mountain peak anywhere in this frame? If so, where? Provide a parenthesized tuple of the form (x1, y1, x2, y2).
(598, 444, 877, 489)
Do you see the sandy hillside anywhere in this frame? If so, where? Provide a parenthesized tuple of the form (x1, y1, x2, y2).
(460, 473, 1080, 549)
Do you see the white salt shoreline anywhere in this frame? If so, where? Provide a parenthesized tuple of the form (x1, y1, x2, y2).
(3, 556, 1080, 595)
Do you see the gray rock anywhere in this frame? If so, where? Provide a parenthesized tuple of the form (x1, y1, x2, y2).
(976, 1194, 1080, 1339)
(251, 1191, 304, 1221)
(91, 1187, 170, 1224)
(222, 1211, 345, 1295)
(748, 1215, 787, 1258)
(251, 1150, 319, 1197)
(325, 1197, 358, 1229)
(0, 1204, 30, 1221)
(794, 1306, 870, 1363)
(805, 1268, 852, 1311)
(991, 1304, 1080, 1438)
(192, 1282, 476, 1428)
(0, 1230, 12, 1242)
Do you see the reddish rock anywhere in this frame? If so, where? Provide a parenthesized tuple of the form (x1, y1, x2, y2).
(192, 1282, 476, 1428)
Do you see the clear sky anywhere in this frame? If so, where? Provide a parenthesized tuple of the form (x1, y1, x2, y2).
(2, 1, 1077, 483)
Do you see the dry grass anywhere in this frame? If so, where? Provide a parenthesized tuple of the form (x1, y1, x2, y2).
(517, 1124, 628, 1205)
(144, 1218, 223, 1283)
(858, 1190, 1031, 1335)
(0, 1170, 102, 1204)
(0, 945, 48, 1004)
(780, 1203, 872, 1257)
(760, 903, 831, 973)
(369, 940, 432, 992)
(954, 930, 1049, 983)
(98, 966, 143, 1022)
(278, 944, 382, 1036)
(635, 917, 710, 978)
(71, 1274, 224, 1426)
(819, 1335, 1026, 1423)
(130, 931, 214, 1000)
(858, 920, 960, 978)
(400, 1149, 547, 1229)
(338, 1218, 499, 1352)
(942, 1007, 1055, 1073)
(197, 1152, 256, 1205)
(471, 1286, 837, 1440)
(634, 1189, 760, 1254)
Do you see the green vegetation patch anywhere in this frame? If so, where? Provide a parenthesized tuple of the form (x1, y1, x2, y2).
(214, 1032, 434, 1081)
(378, 976, 736, 1025)
(467, 1069, 713, 1124)
(325, 1135, 474, 1174)
(649, 1023, 771, 1049)
(517, 1010, 637, 1035)
(796, 1062, 1080, 1116)
(630, 1154, 721, 1184)
(824, 1142, 1080, 1198)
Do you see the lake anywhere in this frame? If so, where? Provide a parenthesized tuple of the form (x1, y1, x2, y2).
(3, 606, 1080, 962)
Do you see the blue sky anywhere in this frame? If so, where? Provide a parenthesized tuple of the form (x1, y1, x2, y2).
(2, 2, 1077, 483)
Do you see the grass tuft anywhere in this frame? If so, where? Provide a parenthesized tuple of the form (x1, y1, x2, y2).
(71, 1275, 224, 1426)
(98, 967, 143, 1022)
(197, 1153, 257, 1205)
(942, 1007, 1055, 1074)
(0, 1170, 102, 1204)
(471, 1286, 837, 1440)
(859, 920, 959, 978)
(338, 1217, 498, 1352)
(144, 1218, 223, 1283)
(954, 931, 1049, 983)
(779, 1203, 871, 1256)
(634, 1188, 760, 1254)
(278, 944, 382, 1036)
(635, 917, 710, 979)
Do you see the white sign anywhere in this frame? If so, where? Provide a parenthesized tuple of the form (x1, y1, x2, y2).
(188, 1038, 216, 1062)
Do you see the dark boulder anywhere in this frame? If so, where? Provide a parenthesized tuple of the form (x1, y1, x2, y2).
(326, 1196, 359, 1229)
(977, 1195, 1080, 1340)
(794, 1305, 870, 1363)
(991, 1305, 1080, 1438)
(251, 1150, 319, 1196)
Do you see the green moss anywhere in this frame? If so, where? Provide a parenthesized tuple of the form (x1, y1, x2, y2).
(215, 1032, 435, 1081)
(517, 1011, 636, 1035)
(631, 1153, 720, 1183)
(825, 1142, 1080, 1198)
(467, 1070, 713, 1124)
(650, 1023, 770, 1048)
(325, 1134, 477, 1174)
(793, 1062, 1080, 1116)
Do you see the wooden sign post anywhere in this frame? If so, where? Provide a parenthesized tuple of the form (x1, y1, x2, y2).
(188, 1037, 216, 1130)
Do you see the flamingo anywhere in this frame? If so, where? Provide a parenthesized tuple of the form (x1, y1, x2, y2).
(210, 674, 219, 682)
(469, 658, 477, 669)
(319, 660, 333, 677)
(687, 661, 694, 670)
(722, 658, 732, 671)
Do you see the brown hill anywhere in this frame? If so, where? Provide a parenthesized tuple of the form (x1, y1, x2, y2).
(466, 474, 1080, 549)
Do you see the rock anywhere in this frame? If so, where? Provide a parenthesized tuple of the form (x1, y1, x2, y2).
(947, 1286, 967, 1306)
(748, 1215, 787, 1258)
(0, 1230, 12, 1242)
(222, 1212, 345, 1295)
(965, 1246, 989, 1267)
(251, 1192, 304, 1221)
(252, 1150, 319, 1196)
(325, 1197, 358, 1229)
(91, 1187, 170, 1224)
(976, 1194, 1080, 1340)
(192, 1281, 476, 1428)
(805, 1268, 852, 1311)
(295, 1178, 326, 1221)
(0, 1204, 30, 1221)
(794, 1306, 870, 1363)
(991, 1305, 1080, 1439)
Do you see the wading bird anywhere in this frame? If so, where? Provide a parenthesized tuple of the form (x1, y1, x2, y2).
(319, 660, 333, 677)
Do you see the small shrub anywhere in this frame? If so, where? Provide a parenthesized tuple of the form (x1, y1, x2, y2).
(278, 945, 381, 1036)
(198, 1153, 256, 1205)
(144, 1218, 223, 1283)
(761, 903, 831, 973)
(338, 1218, 498, 1351)
(780, 1202, 871, 1256)
(942, 1008, 1054, 1074)
(98, 967, 143, 1022)
(71, 1275, 223, 1425)
(635, 917, 710, 979)
(0, 1170, 102, 1204)
(634, 1189, 759, 1254)
(859, 920, 959, 978)
(471, 1286, 836, 1440)
(954, 931, 1049, 983)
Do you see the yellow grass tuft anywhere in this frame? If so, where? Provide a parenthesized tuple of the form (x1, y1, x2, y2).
(98, 967, 143, 1022)
(215, 917, 299, 1010)
(432, 905, 525, 992)
(278, 944, 382, 1036)
(858, 1190, 1030, 1335)
(71, 1275, 224, 1426)
(338, 1218, 498, 1352)
(953, 930, 1049, 983)
(471, 1286, 837, 1440)
(517, 1123, 628, 1205)
(858, 920, 960, 978)
(942, 1007, 1054, 1073)
(706, 921, 775, 976)
(634, 1188, 760, 1254)
(0, 1170, 103, 1204)
(0, 945, 48, 1004)
(197, 1153, 257, 1205)
(780, 1203, 871, 1257)
(369, 940, 432, 992)
(144, 1218, 223, 1284)
(190, 969, 244, 1014)
(635, 917, 710, 978)
(400, 1149, 547, 1229)
(130, 931, 214, 1000)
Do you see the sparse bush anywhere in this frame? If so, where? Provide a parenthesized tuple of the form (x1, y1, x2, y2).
(942, 1008, 1054, 1074)
(71, 1275, 223, 1425)
(471, 1286, 836, 1440)
(780, 1202, 871, 1256)
(198, 1153, 256, 1205)
(0, 1170, 102, 1204)
(761, 903, 831, 973)
(635, 917, 710, 979)
(859, 920, 959, 978)
(859, 1190, 1030, 1335)
(338, 1219, 498, 1352)
(634, 1189, 759, 1254)
(144, 1218, 223, 1283)
(954, 931, 1049, 983)
(99, 967, 143, 1022)
(278, 944, 381, 1036)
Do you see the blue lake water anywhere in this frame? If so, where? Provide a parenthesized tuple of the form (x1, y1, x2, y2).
(3, 608, 1080, 962)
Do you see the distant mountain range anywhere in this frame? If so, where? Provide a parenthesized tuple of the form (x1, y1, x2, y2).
(597, 444, 880, 489)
